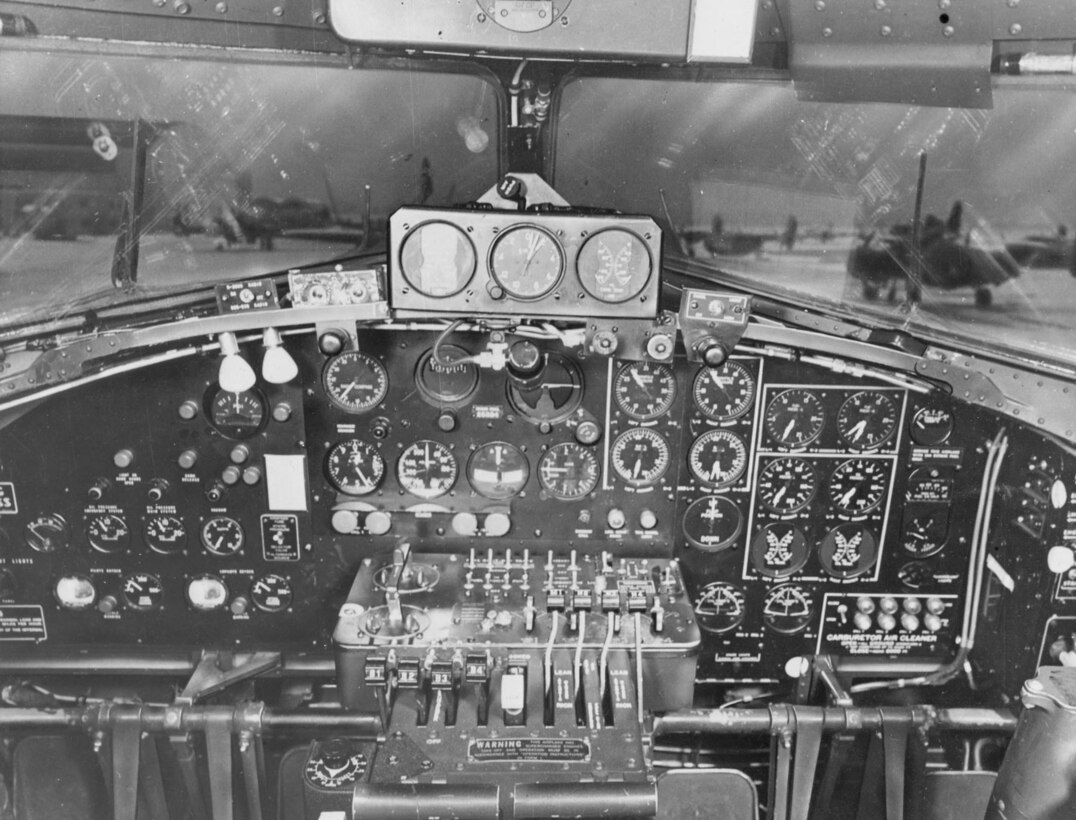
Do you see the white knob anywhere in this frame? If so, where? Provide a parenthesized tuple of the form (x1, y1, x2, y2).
(331, 509, 360, 534)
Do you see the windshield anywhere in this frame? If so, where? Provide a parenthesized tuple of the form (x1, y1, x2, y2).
(0, 45, 499, 327)
(555, 75, 1076, 365)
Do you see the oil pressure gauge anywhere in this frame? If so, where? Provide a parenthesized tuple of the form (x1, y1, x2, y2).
(86, 514, 130, 554)
(144, 515, 187, 555)
(397, 440, 458, 499)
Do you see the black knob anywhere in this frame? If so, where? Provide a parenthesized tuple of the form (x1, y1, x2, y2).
(437, 410, 458, 433)
(695, 337, 729, 367)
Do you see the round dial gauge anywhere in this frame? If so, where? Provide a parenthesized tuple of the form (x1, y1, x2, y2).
(910, 406, 955, 446)
(688, 430, 748, 488)
(764, 389, 825, 448)
(489, 225, 564, 300)
(750, 524, 809, 578)
(692, 361, 756, 421)
(506, 353, 583, 424)
(397, 440, 458, 499)
(415, 345, 479, 407)
(305, 741, 366, 789)
(467, 442, 529, 500)
(694, 582, 747, 634)
(538, 443, 600, 501)
(144, 515, 187, 554)
(326, 439, 386, 496)
(762, 584, 814, 634)
(576, 229, 652, 303)
(757, 458, 818, 514)
(55, 574, 96, 610)
(207, 388, 265, 440)
(399, 221, 477, 297)
(25, 513, 68, 553)
(828, 459, 888, 515)
(901, 505, 950, 557)
(251, 574, 293, 612)
(323, 351, 389, 414)
(85, 514, 130, 554)
(819, 524, 879, 578)
(200, 516, 245, 557)
(837, 391, 899, 449)
(614, 362, 676, 421)
(122, 573, 164, 610)
(186, 574, 229, 611)
(682, 496, 743, 551)
(611, 428, 671, 487)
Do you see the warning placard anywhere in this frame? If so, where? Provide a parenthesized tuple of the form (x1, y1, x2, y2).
(261, 514, 300, 561)
(469, 737, 590, 762)
(0, 606, 46, 640)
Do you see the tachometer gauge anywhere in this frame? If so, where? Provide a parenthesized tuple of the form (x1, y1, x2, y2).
(692, 361, 755, 421)
(576, 228, 652, 303)
(694, 582, 747, 634)
(207, 388, 265, 440)
(122, 573, 163, 610)
(819, 524, 878, 578)
(397, 440, 458, 499)
(398, 221, 477, 297)
(901, 504, 949, 557)
(764, 389, 825, 448)
(614, 362, 676, 421)
(186, 574, 229, 611)
(611, 428, 671, 487)
(323, 351, 389, 413)
(762, 584, 814, 634)
(251, 574, 293, 612)
(200, 516, 245, 557)
(144, 515, 187, 555)
(85, 513, 130, 554)
(538, 443, 600, 501)
(467, 442, 529, 499)
(687, 430, 748, 488)
(827, 459, 888, 515)
(757, 458, 818, 514)
(909, 406, 954, 445)
(682, 496, 743, 551)
(837, 391, 899, 449)
(326, 440, 386, 496)
(750, 524, 809, 577)
(415, 345, 479, 407)
(489, 225, 564, 299)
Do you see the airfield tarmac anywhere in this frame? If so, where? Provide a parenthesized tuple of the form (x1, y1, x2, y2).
(1, 233, 1074, 366)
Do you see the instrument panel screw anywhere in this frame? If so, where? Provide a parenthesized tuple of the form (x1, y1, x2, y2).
(814, 0, 824, 9)
(943, 25, 955, 37)
(174, 1, 190, 13)
(313, 9, 325, 23)
(272, 5, 284, 16)
(874, 0, 886, 8)
(215, 2, 227, 12)
(880, 25, 892, 36)
(1010, 23, 1022, 35)
(822, 27, 833, 37)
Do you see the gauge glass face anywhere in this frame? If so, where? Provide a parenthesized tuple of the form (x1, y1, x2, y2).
(828, 459, 888, 515)
(688, 430, 748, 488)
(85, 514, 130, 554)
(467, 442, 529, 499)
(200, 516, 245, 556)
(694, 582, 747, 634)
(397, 440, 458, 499)
(326, 439, 386, 496)
(682, 496, 743, 551)
(144, 515, 187, 554)
(762, 584, 814, 634)
(614, 362, 676, 420)
(489, 225, 564, 299)
(819, 524, 879, 578)
(764, 389, 825, 448)
(251, 574, 293, 612)
(576, 229, 652, 303)
(611, 428, 671, 487)
(505, 353, 583, 423)
(750, 524, 809, 577)
(538, 443, 600, 501)
(837, 391, 899, 449)
(24, 514, 68, 553)
(323, 351, 389, 413)
(399, 221, 477, 297)
(692, 361, 756, 421)
(415, 345, 479, 407)
(55, 574, 96, 610)
(910, 406, 955, 445)
(186, 574, 229, 611)
(757, 458, 818, 514)
(122, 573, 164, 610)
(901, 505, 950, 557)
(208, 388, 265, 440)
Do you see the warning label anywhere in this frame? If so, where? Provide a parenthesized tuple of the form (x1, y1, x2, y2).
(261, 514, 300, 561)
(0, 605, 46, 640)
(469, 737, 590, 763)
(0, 483, 17, 514)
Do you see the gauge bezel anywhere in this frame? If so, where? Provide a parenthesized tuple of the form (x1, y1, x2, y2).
(414, 345, 480, 408)
(488, 224, 565, 301)
(613, 361, 677, 421)
(756, 457, 818, 514)
(466, 441, 530, 500)
(692, 361, 756, 421)
(682, 495, 743, 551)
(144, 515, 187, 555)
(200, 516, 245, 557)
(575, 227, 653, 303)
(836, 390, 899, 450)
(761, 583, 814, 634)
(537, 442, 601, 501)
(764, 388, 826, 448)
(398, 220, 477, 298)
(325, 439, 386, 496)
(750, 524, 810, 578)
(250, 573, 294, 612)
(122, 572, 164, 611)
(610, 427, 672, 487)
(85, 513, 131, 554)
(204, 386, 267, 440)
(322, 351, 390, 414)
(397, 440, 459, 499)
(909, 405, 955, 446)
(693, 581, 747, 634)
(687, 429, 748, 489)
(827, 458, 888, 515)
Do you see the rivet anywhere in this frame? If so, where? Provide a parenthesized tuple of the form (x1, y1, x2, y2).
(938, 0, 950, 8)
(943, 25, 954, 37)
(1010, 23, 1022, 35)
(1007, 0, 1019, 6)
(153, 0, 165, 6)
(174, 1, 190, 13)
(881, 25, 892, 36)
(822, 26, 833, 37)
(272, 5, 284, 16)
(215, 1, 227, 12)
(312, 9, 325, 23)
(814, 0, 825, 10)
(770, 27, 781, 36)
(875, 0, 886, 8)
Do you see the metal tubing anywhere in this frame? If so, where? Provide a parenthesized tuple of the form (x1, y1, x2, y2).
(512, 782, 657, 819)
(352, 783, 500, 820)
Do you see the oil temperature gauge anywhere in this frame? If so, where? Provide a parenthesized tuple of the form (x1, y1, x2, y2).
(692, 361, 755, 421)
(694, 582, 747, 634)
(397, 440, 458, 499)
(251, 574, 293, 612)
(538, 443, 600, 501)
(611, 427, 670, 487)
(200, 516, 244, 557)
(326, 439, 386, 496)
(688, 430, 748, 488)
(614, 361, 676, 421)
(323, 351, 389, 413)
(144, 515, 187, 554)
(122, 573, 163, 610)
(762, 584, 814, 634)
(85, 514, 130, 554)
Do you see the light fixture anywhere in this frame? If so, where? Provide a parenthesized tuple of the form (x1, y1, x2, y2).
(261, 327, 298, 384)
(217, 331, 257, 393)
